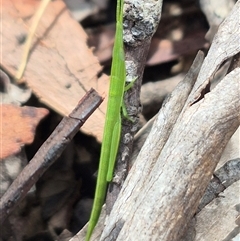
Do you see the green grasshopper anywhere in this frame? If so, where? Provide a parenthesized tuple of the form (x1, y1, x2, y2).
(85, 0, 133, 240)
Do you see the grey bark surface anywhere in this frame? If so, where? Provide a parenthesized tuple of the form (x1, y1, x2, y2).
(71, 1, 240, 241)
(100, 2, 240, 240)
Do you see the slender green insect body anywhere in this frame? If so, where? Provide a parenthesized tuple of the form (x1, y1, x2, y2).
(85, 0, 126, 240)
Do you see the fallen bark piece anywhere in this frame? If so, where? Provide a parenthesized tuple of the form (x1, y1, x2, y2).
(101, 66, 240, 241)
(194, 180, 240, 241)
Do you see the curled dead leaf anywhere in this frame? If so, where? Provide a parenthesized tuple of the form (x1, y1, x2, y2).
(0, 104, 49, 159)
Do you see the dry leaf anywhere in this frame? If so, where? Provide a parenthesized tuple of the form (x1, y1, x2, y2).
(0, 104, 49, 159)
(147, 31, 207, 66)
(1, 0, 109, 142)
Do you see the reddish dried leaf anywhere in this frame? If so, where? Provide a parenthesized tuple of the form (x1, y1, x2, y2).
(0, 104, 49, 159)
(147, 31, 207, 66)
(1, 0, 108, 142)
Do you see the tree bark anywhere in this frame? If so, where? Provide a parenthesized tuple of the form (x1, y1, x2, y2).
(106, 0, 164, 212)
(100, 2, 240, 240)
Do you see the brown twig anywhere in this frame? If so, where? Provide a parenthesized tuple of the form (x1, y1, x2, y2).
(0, 88, 103, 224)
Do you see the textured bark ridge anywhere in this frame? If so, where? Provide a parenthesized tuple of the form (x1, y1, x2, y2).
(99, 1, 240, 241)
